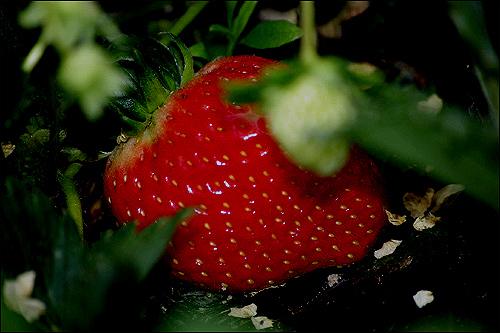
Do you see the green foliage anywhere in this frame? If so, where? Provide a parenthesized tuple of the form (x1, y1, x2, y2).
(211, 1, 257, 56)
(14, 120, 65, 192)
(167, 1, 209, 37)
(448, 1, 499, 125)
(1, 178, 190, 330)
(89, 211, 189, 282)
(18, 1, 126, 122)
(239, 20, 302, 49)
(1, 296, 41, 332)
(356, 83, 499, 210)
(9, 113, 88, 236)
(206, 1, 257, 57)
(195, 1, 301, 59)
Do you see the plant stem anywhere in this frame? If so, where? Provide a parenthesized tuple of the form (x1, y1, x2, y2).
(22, 38, 47, 73)
(226, 1, 257, 56)
(169, 1, 209, 36)
(299, 1, 319, 65)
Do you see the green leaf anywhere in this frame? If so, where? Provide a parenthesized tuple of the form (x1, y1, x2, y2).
(91, 210, 191, 282)
(189, 42, 210, 60)
(204, 1, 258, 57)
(1, 295, 41, 332)
(448, 1, 499, 122)
(448, 2, 498, 74)
(240, 20, 302, 49)
(1, 178, 82, 278)
(209, 23, 233, 36)
(61, 147, 87, 163)
(225, 1, 257, 56)
(354, 83, 499, 210)
(1, 177, 192, 330)
(225, 1, 238, 27)
(48, 212, 189, 330)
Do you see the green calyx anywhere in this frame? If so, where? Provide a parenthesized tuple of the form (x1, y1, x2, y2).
(109, 33, 194, 135)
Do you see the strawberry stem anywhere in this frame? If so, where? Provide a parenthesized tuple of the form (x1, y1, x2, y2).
(168, 1, 209, 36)
(299, 1, 319, 65)
(22, 37, 48, 73)
(226, 1, 258, 56)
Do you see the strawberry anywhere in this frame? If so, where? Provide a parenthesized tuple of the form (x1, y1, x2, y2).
(104, 55, 388, 292)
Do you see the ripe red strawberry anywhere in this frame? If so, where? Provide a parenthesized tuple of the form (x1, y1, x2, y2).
(104, 55, 388, 292)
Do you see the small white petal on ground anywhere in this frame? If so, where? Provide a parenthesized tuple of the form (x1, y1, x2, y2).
(327, 274, 342, 287)
(413, 290, 434, 308)
(374, 239, 403, 259)
(228, 303, 258, 318)
(413, 213, 441, 231)
(251, 316, 274, 330)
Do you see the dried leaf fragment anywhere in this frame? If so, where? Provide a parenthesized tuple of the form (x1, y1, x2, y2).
(251, 316, 274, 330)
(374, 239, 403, 259)
(385, 210, 407, 226)
(3, 271, 47, 323)
(413, 213, 441, 231)
(403, 188, 434, 219)
(2, 141, 15, 158)
(229, 303, 258, 318)
(413, 290, 434, 308)
(404, 184, 464, 231)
